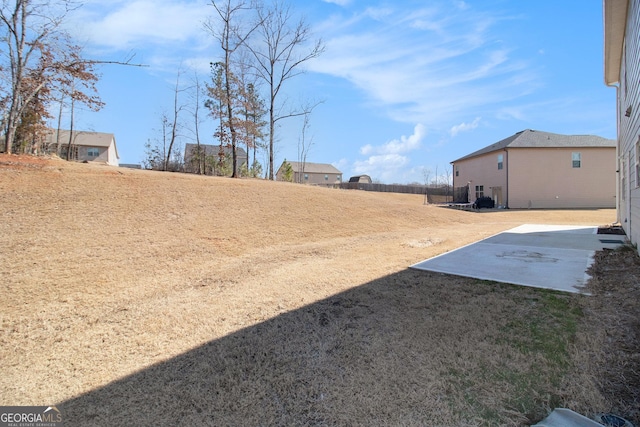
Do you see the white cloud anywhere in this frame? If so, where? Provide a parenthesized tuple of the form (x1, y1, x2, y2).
(308, 3, 536, 131)
(360, 144, 374, 155)
(72, 0, 211, 51)
(364, 7, 394, 21)
(322, 0, 351, 6)
(333, 158, 350, 171)
(450, 117, 481, 137)
(353, 154, 410, 183)
(353, 124, 426, 183)
(360, 124, 426, 155)
(454, 1, 470, 11)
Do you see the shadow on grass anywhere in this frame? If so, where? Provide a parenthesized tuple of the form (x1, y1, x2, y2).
(60, 269, 578, 426)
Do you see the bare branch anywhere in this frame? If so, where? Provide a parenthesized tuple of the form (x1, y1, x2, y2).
(245, 0, 325, 179)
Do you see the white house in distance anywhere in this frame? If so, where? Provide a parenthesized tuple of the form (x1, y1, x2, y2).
(47, 130, 119, 166)
(451, 129, 616, 209)
(604, 0, 640, 250)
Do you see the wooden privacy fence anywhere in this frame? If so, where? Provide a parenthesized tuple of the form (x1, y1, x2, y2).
(317, 182, 453, 202)
(453, 186, 469, 203)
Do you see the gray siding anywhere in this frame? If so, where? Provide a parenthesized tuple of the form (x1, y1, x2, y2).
(618, 0, 640, 247)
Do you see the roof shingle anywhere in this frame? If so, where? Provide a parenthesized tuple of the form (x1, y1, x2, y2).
(451, 129, 615, 163)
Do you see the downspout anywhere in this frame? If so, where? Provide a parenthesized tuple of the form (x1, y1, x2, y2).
(450, 162, 455, 202)
(504, 148, 509, 209)
(603, 0, 627, 225)
(607, 82, 621, 225)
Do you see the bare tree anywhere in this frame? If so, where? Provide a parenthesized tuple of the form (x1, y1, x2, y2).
(187, 72, 206, 174)
(0, 0, 144, 154)
(246, 0, 324, 179)
(422, 167, 431, 205)
(0, 0, 75, 153)
(296, 103, 320, 183)
(443, 164, 452, 202)
(61, 57, 104, 160)
(233, 51, 266, 178)
(205, 0, 261, 178)
(164, 70, 186, 171)
(144, 111, 181, 171)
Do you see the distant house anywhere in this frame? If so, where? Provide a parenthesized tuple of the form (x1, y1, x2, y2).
(48, 130, 119, 166)
(183, 143, 248, 175)
(276, 161, 342, 184)
(349, 175, 372, 183)
(451, 129, 616, 209)
(604, 0, 639, 249)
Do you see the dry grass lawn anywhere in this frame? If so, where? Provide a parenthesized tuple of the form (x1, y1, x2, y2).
(0, 154, 636, 426)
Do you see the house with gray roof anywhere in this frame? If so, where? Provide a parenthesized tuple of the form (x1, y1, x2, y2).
(451, 129, 616, 209)
(276, 160, 342, 184)
(183, 143, 248, 176)
(47, 130, 119, 166)
(604, 0, 639, 251)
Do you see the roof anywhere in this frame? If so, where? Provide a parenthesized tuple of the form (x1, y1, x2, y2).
(284, 161, 342, 174)
(349, 174, 371, 182)
(603, 0, 629, 86)
(451, 129, 615, 163)
(49, 130, 119, 159)
(184, 143, 247, 158)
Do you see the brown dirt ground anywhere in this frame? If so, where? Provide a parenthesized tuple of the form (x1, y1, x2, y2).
(0, 154, 637, 426)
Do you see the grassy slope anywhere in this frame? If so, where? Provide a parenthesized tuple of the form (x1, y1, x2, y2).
(0, 155, 622, 426)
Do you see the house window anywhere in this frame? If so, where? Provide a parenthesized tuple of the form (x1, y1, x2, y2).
(324, 174, 329, 181)
(497, 154, 503, 170)
(572, 152, 581, 168)
(475, 185, 484, 199)
(87, 147, 100, 157)
(304, 174, 309, 181)
(455, 165, 459, 177)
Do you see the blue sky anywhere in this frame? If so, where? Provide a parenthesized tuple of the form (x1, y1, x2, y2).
(63, 0, 615, 184)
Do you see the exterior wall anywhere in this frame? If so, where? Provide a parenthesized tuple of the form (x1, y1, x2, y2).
(453, 151, 507, 205)
(508, 147, 616, 209)
(617, 0, 640, 247)
(76, 141, 119, 166)
(294, 171, 342, 184)
(106, 141, 119, 166)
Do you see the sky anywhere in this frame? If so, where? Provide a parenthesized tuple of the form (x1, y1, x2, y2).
(61, 0, 616, 184)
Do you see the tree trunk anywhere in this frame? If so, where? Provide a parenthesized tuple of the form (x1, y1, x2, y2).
(56, 97, 64, 156)
(164, 73, 181, 172)
(268, 75, 275, 180)
(225, 67, 238, 178)
(66, 97, 75, 161)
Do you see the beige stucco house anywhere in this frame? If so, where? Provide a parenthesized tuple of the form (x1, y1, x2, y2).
(48, 130, 119, 166)
(451, 129, 616, 209)
(276, 161, 342, 184)
(604, 0, 640, 250)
